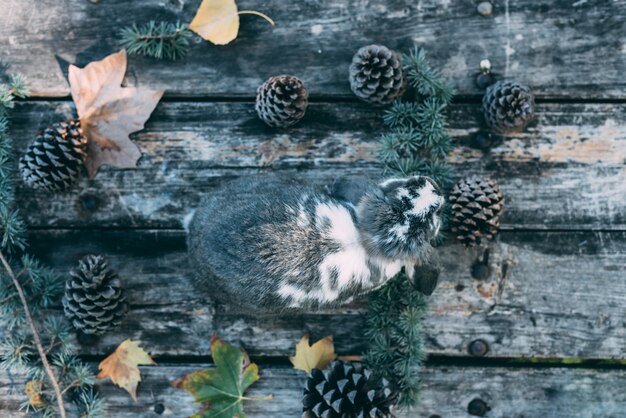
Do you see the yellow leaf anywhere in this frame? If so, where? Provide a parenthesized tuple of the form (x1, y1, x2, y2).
(97, 339, 156, 401)
(24, 380, 45, 409)
(189, 0, 275, 45)
(68, 50, 164, 178)
(289, 335, 336, 373)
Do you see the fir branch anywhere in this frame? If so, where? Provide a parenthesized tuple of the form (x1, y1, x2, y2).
(364, 272, 428, 406)
(368, 47, 457, 409)
(76, 389, 104, 418)
(402, 47, 454, 104)
(119, 21, 193, 60)
(0, 251, 67, 418)
(0, 76, 102, 417)
(9, 74, 28, 99)
(382, 101, 421, 128)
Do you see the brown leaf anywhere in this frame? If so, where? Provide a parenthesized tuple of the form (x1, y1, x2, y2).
(289, 334, 336, 373)
(97, 339, 156, 401)
(69, 50, 164, 178)
(24, 380, 45, 409)
(189, 0, 274, 45)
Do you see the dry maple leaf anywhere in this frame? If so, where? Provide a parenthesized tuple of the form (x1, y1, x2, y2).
(69, 49, 164, 178)
(97, 339, 156, 401)
(189, 0, 274, 45)
(289, 334, 336, 373)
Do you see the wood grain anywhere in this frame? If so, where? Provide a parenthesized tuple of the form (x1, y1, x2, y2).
(11, 101, 626, 229)
(0, 0, 625, 98)
(1, 364, 625, 417)
(17, 229, 626, 359)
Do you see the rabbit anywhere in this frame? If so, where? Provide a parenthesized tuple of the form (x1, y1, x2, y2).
(187, 174, 444, 312)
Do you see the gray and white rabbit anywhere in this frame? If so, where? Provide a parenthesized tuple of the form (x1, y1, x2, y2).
(188, 174, 444, 312)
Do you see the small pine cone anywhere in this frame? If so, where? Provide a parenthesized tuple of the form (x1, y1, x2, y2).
(256, 75, 309, 128)
(62, 255, 128, 336)
(449, 177, 505, 247)
(302, 360, 398, 418)
(19, 120, 87, 191)
(349, 45, 406, 106)
(482, 80, 535, 134)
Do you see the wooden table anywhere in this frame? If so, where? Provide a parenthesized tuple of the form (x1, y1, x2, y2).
(1, 0, 625, 416)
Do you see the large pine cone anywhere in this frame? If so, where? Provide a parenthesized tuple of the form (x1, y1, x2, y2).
(256, 75, 309, 128)
(62, 255, 128, 336)
(449, 177, 505, 247)
(302, 360, 398, 418)
(19, 120, 87, 191)
(349, 45, 406, 106)
(482, 80, 535, 134)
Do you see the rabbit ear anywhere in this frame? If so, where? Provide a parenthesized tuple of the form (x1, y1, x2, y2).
(409, 249, 441, 295)
(377, 178, 410, 198)
(410, 262, 440, 296)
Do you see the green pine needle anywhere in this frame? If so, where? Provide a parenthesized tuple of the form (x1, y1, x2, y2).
(8, 74, 28, 99)
(120, 21, 193, 60)
(383, 101, 421, 128)
(403, 47, 454, 104)
(364, 272, 428, 406)
(77, 389, 104, 418)
(0, 76, 104, 417)
(369, 47, 457, 408)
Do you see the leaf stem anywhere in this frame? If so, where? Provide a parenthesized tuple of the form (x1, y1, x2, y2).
(238, 10, 275, 26)
(0, 251, 66, 418)
(240, 394, 273, 401)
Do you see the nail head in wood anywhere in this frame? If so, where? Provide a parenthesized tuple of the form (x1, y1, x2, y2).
(154, 403, 165, 415)
(470, 131, 494, 149)
(475, 72, 495, 89)
(468, 398, 490, 416)
(471, 260, 491, 280)
(79, 194, 101, 212)
(468, 339, 489, 357)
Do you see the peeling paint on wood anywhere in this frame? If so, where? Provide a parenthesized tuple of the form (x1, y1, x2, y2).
(0, 0, 624, 98)
(9, 229, 623, 359)
(2, 364, 625, 418)
(9, 101, 626, 229)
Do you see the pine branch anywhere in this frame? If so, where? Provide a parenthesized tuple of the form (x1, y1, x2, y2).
(364, 272, 428, 406)
(402, 47, 454, 104)
(119, 21, 193, 60)
(0, 76, 102, 417)
(0, 251, 67, 418)
(368, 47, 457, 408)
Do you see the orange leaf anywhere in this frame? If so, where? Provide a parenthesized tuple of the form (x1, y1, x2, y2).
(97, 339, 156, 401)
(68, 50, 164, 178)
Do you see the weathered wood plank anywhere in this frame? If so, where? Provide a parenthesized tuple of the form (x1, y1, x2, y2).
(1, 364, 625, 417)
(11, 101, 626, 229)
(1, 0, 625, 98)
(21, 229, 626, 359)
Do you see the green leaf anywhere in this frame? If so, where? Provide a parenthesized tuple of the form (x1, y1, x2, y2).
(174, 336, 271, 418)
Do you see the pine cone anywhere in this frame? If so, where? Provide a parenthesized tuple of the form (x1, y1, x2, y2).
(349, 45, 406, 106)
(256, 75, 309, 128)
(449, 177, 505, 247)
(482, 80, 535, 134)
(302, 360, 398, 418)
(62, 255, 128, 336)
(19, 120, 87, 191)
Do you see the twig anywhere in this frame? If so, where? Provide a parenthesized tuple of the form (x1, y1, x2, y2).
(0, 251, 66, 418)
(45, 335, 58, 355)
(61, 379, 80, 396)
